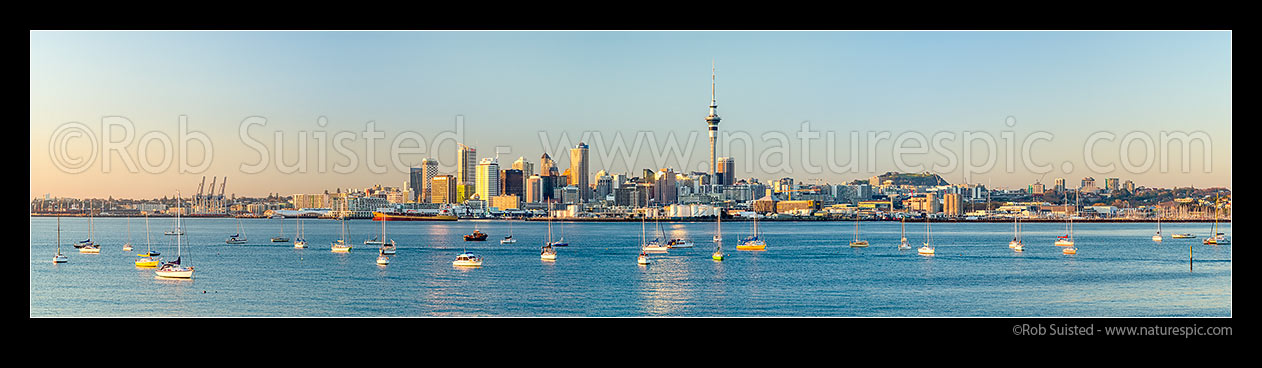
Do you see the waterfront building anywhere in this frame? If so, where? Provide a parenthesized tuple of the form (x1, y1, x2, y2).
(490, 195, 520, 210)
(291, 193, 330, 209)
(943, 193, 963, 217)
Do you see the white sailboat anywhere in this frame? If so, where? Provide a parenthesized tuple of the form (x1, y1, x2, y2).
(164, 205, 184, 236)
(736, 211, 767, 251)
(712, 207, 724, 261)
(918, 216, 935, 256)
(293, 216, 307, 248)
(331, 215, 352, 253)
(551, 218, 568, 247)
(79, 205, 100, 254)
(123, 216, 134, 251)
(641, 212, 668, 253)
(1203, 194, 1229, 245)
(226, 217, 247, 244)
(713, 208, 723, 243)
(53, 216, 68, 263)
(494, 218, 509, 244)
(898, 217, 912, 251)
(155, 192, 194, 278)
(540, 216, 558, 261)
(1152, 207, 1163, 242)
(376, 223, 391, 264)
(1061, 190, 1079, 254)
(849, 214, 868, 247)
(271, 216, 290, 242)
(1009, 214, 1025, 251)
(135, 213, 161, 268)
(1055, 190, 1076, 247)
(379, 217, 396, 255)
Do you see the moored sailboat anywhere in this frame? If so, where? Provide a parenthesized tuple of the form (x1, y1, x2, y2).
(155, 192, 194, 279)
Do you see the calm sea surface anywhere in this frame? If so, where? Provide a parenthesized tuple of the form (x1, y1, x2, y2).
(29, 217, 1231, 317)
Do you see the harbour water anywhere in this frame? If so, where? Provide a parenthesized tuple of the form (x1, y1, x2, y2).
(29, 217, 1231, 317)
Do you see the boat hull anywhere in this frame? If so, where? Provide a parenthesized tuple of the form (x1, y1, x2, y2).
(453, 260, 482, 267)
(155, 268, 194, 278)
(1054, 240, 1074, 247)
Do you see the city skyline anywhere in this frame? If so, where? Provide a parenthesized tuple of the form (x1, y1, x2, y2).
(30, 31, 1232, 198)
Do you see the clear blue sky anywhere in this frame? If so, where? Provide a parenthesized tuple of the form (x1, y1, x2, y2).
(30, 31, 1232, 198)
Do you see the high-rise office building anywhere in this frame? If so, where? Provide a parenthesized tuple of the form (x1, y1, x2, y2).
(540, 153, 559, 177)
(476, 157, 500, 201)
(1054, 177, 1066, 192)
(501, 169, 524, 199)
(430, 175, 456, 204)
(654, 168, 678, 205)
(513, 156, 534, 178)
(716, 157, 734, 185)
(595, 173, 613, 200)
(411, 158, 439, 203)
(458, 143, 477, 186)
(526, 175, 543, 203)
(569, 142, 589, 202)
(1105, 177, 1120, 192)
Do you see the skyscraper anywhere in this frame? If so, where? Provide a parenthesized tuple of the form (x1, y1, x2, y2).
(716, 157, 734, 185)
(540, 152, 559, 174)
(412, 158, 439, 203)
(501, 168, 524, 199)
(705, 61, 721, 179)
(513, 156, 534, 178)
(409, 167, 424, 203)
(476, 157, 500, 201)
(458, 143, 477, 187)
(570, 142, 589, 202)
(430, 175, 456, 204)
(526, 175, 543, 203)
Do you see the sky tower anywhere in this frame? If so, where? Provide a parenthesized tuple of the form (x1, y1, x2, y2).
(706, 61, 721, 181)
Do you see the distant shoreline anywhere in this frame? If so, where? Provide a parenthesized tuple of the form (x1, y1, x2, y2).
(28, 213, 1229, 223)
